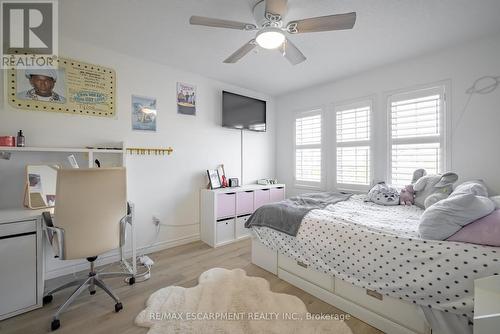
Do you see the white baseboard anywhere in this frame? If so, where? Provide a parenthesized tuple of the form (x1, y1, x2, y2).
(45, 233, 200, 280)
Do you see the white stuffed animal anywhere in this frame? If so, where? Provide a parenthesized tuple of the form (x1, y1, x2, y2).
(413, 171, 459, 208)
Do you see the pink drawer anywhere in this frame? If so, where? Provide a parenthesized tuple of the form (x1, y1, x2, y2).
(237, 191, 254, 215)
(254, 189, 270, 209)
(217, 193, 236, 219)
(270, 187, 285, 203)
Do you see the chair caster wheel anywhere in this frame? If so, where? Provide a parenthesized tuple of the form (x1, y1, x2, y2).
(90, 290, 96, 295)
(51, 319, 60, 331)
(128, 277, 135, 285)
(43, 295, 53, 305)
(115, 302, 123, 312)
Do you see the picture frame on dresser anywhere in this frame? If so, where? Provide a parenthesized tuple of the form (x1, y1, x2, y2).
(207, 169, 221, 189)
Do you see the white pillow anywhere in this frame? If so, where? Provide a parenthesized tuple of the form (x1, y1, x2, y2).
(419, 193, 495, 240)
(451, 180, 488, 197)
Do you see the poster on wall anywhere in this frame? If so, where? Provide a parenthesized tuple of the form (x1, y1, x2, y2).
(177, 82, 196, 116)
(7, 57, 116, 118)
(131, 95, 157, 132)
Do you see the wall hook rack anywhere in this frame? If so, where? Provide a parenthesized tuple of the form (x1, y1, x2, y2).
(126, 147, 174, 156)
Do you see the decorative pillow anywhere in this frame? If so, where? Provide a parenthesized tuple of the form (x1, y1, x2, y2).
(447, 209, 500, 246)
(450, 180, 488, 198)
(418, 193, 495, 240)
(413, 172, 458, 209)
(367, 182, 400, 206)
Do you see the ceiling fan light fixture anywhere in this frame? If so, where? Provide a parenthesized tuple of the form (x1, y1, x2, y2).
(255, 27, 285, 49)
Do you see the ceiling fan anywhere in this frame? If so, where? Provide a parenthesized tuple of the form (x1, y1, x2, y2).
(189, 0, 356, 65)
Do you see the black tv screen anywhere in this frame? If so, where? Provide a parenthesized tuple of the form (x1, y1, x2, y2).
(222, 91, 266, 132)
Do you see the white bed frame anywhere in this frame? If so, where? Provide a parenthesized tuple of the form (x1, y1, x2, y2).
(251, 237, 432, 334)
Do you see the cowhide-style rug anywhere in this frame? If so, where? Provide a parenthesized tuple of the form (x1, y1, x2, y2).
(136, 268, 353, 334)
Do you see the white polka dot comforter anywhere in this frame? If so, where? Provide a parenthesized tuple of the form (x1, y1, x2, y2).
(252, 195, 500, 322)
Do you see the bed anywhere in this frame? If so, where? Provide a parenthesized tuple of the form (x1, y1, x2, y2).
(249, 194, 499, 334)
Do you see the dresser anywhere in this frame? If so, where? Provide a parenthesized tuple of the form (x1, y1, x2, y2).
(0, 209, 45, 320)
(200, 184, 285, 247)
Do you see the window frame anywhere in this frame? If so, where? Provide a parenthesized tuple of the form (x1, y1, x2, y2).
(387, 83, 450, 186)
(293, 108, 325, 189)
(333, 99, 374, 192)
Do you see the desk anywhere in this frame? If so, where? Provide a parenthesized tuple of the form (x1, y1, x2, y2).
(0, 208, 45, 320)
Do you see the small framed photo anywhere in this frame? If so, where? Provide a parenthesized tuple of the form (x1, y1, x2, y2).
(207, 169, 221, 189)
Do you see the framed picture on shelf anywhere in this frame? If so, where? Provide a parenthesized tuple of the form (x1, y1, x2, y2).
(207, 169, 221, 189)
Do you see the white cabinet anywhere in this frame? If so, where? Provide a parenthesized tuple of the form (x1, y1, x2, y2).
(0, 212, 43, 320)
(201, 184, 286, 247)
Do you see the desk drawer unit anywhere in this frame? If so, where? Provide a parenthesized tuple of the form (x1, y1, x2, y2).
(217, 193, 236, 219)
(0, 220, 38, 320)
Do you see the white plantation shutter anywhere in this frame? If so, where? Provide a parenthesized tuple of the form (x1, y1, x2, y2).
(295, 111, 322, 185)
(389, 87, 445, 186)
(336, 102, 371, 186)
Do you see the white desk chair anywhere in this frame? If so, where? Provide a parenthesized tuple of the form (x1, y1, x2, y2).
(42, 168, 134, 331)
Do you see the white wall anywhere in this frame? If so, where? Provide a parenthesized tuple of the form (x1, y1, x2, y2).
(276, 33, 500, 197)
(0, 37, 275, 278)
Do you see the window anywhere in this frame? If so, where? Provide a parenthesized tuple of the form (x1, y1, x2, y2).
(389, 86, 446, 186)
(295, 110, 322, 186)
(335, 101, 371, 187)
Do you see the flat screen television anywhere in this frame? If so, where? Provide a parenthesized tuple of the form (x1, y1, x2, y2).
(222, 91, 266, 132)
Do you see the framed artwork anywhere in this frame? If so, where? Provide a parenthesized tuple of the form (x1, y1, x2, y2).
(177, 82, 196, 116)
(7, 57, 116, 117)
(132, 95, 157, 132)
(207, 169, 221, 189)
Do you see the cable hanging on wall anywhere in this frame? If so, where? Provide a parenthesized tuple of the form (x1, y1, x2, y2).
(454, 75, 500, 134)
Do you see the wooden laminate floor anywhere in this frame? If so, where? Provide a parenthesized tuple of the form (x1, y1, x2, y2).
(0, 239, 382, 334)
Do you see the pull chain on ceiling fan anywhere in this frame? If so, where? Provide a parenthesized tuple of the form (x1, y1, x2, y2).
(189, 0, 356, 65)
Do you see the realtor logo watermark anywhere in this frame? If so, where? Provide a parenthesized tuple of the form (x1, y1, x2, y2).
(1, 0, 58, 69)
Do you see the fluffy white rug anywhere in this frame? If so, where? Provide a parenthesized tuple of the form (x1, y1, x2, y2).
(136, 268, 353, 334)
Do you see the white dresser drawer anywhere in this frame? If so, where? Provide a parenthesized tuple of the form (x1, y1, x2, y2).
(235, 215, 251, 239)
(0, 220, 36, 238)
(216, 218, 235, 245)
(335, 278, 428, 334)
(278, 254, 334, 292)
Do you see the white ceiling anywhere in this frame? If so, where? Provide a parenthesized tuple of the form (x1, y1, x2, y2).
(60, 0, 500, 96)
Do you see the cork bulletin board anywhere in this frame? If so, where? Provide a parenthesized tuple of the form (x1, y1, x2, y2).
(7, 57, 116, 118)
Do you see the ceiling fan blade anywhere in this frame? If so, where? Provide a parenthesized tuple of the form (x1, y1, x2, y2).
(190, 16, 257, 31)
(286, 12, 356, 34)
(280, 38, 306, 65)
(223, 40, 257, 63)
(265, 0, 288, 20)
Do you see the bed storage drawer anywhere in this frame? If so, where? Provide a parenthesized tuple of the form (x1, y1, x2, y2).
(236, 191, 254, 215)
(278, 254, 334, 292)
(216, 218, 235, 244)
(334, 278, 428, 334)
(235, 215, 251, 239)
(217, 193, 236, 219)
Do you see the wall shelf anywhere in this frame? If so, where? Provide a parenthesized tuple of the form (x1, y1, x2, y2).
(0, 146, 124, 154)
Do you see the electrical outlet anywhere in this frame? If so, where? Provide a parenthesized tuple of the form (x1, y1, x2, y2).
(152, 216, 160, 225)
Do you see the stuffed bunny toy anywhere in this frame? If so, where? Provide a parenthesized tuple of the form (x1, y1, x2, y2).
(413, 171, 459, 208)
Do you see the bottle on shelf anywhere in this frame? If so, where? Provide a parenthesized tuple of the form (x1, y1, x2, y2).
(16, 130, 25, 147)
